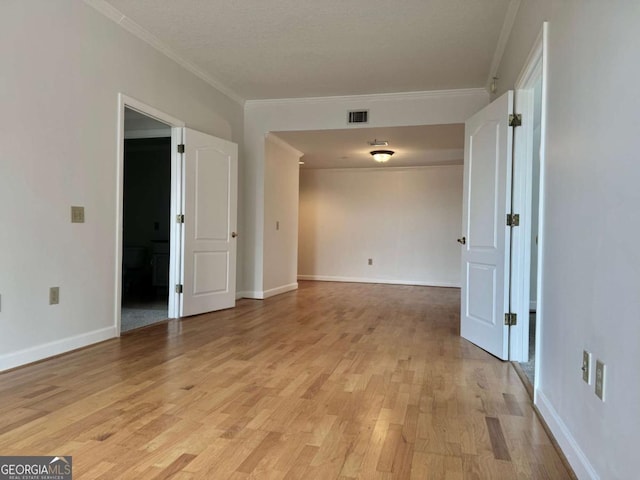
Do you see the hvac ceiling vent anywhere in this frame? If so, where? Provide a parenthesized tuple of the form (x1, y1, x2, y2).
(347, 110, 369, 124)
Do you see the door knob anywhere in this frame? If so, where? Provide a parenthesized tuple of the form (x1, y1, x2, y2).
(231, 232, 238, 238)
(457, 236, 466, 245)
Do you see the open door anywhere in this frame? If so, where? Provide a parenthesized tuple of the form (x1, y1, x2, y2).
(180, 128, 238, 317)
(460, 91, 514, 360)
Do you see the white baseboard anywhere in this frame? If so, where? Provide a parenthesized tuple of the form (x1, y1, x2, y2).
(262, 283, 298, 299)
(297, 275, 460, 288)
(535, 390, 599, 480)
(238, 290, 263, 300)
(0, 326, 117, 372)
(239, 283, 299, 300)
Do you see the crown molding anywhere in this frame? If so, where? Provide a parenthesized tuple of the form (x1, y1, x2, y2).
(245, 88, 488, 108)
(83, 1, 491, 108)
(486, 0, 521, 92)
(83, 0, 245, 105)
(265, 134, 304, 158)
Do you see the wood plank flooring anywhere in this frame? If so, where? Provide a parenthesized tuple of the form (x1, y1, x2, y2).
(0, 281, 572, 479)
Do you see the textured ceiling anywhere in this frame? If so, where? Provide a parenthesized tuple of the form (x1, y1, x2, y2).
(103, 0, 512, 100)
(273, 124, 464, 169)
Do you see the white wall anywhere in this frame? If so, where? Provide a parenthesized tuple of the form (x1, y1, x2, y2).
(0, 1, 243, 370)
(262, 135, 301, 298)
(244, 89, 488, 297)
(298, 166, 463, 287)
(497, 3, 640, 479)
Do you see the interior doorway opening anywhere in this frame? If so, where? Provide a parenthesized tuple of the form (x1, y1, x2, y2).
(508, 23, 548, 396)
(519, 75, 543, 383)
(121, 108, 172, 332)
(271, 125, 466, 295)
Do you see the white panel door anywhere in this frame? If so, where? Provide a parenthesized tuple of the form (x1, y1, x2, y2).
(460, 91, 514, 360)
(181, 128, 238, 317)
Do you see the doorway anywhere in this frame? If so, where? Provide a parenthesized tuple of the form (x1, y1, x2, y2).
(121, 108, 172, 332)
(270, 125, 465, 294)
(458, 23, 548, 376)
(116, 96, 239, 334)
(519, 76, 543, 383)
(510, 23, 548, 394)
(116, 95, 185, 335)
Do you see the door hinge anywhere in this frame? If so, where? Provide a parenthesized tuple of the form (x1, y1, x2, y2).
(175, 284, 183, 294)
(177, 144, 185, 153)
(509, 114, 522, 127)
(176, 214, 184, 224)
(504, 313, 517, 326)
(506, 213, 520, 226)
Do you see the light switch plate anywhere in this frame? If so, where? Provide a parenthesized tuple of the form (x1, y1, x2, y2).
(582, 350, 591, 383)
(595, 359, 606, 401)
(71, 206, 85, 223)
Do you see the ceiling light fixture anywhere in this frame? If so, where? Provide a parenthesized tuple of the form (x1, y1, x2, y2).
(370, 150, 394, 163)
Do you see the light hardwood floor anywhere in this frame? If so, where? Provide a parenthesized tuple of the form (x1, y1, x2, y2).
(0, 281, 572, 479)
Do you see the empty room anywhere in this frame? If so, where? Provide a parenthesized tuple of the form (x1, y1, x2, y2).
(1, 1, 639, 479)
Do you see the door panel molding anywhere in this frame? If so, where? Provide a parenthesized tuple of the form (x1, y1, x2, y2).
(181, 128, 238, 317)
(460, 91, 514, 360)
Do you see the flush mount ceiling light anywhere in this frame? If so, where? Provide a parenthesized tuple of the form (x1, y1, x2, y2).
(370, 150, 394, 163)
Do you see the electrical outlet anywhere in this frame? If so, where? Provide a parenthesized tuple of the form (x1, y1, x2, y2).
(368, 258, 373, 266)
(595, 360, 606, 401)
(582, 350, 591, 383)
(49, 287, 60, 305)
(71, 206, 85, 223)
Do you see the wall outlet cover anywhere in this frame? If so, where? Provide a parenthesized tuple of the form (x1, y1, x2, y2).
(71, 206, 85, 223)
(49, 287, 60, 305)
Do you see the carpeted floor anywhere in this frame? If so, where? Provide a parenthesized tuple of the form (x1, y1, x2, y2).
(519, 312, 536, 384)
(121, 299, 168, 332)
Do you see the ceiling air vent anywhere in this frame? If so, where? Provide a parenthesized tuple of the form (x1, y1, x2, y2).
(348, 110, 369, 124)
